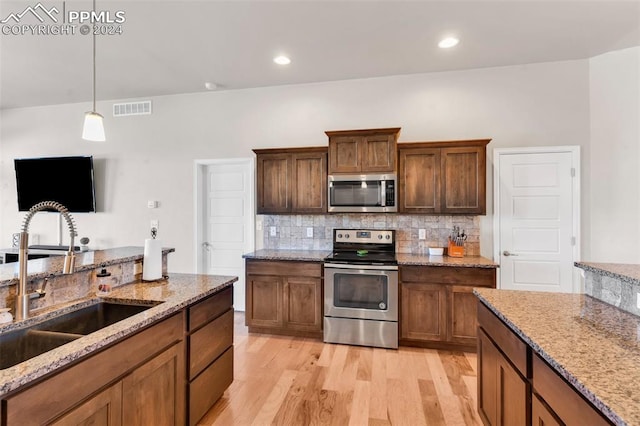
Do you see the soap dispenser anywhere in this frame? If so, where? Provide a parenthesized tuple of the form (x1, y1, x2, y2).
(96, 267, 112, 296)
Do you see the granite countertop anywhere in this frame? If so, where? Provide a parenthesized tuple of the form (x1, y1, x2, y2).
(0, 246, 175, 288)
(475, 288, 640, 426)
(243, 249, 498, 268)
(397, 254, 498, 268)
(575, 261, 640, 285)
(0, 273, 237, 397)
(243, 249, 330, 262)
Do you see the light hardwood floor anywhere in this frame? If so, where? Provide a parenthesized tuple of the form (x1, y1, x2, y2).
(198, 313, 481, 426)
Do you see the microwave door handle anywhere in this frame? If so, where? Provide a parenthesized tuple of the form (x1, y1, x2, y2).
(380, 180, 386, 207)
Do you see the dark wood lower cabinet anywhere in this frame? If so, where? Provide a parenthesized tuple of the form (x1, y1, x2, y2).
(531, 394, 562, 426)
(400, 265, 496, 351)
(478, 301, 614, 426)
(187, 287, 234, 426)
(246, 259, 323, 338)
(401, 282, 447, 342)
(122, 342, 185, 426)
(50, 382, 123, 426)
(1, 287, 234, 426)
(477, 329, 528, 425)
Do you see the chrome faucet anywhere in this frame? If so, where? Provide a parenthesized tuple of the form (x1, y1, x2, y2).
(15, 201, 77, 320)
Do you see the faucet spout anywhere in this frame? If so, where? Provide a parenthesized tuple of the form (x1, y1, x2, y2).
(15, 201, 78, 321)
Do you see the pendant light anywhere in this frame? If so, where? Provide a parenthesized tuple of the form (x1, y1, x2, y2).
(82, 0, 105, 141)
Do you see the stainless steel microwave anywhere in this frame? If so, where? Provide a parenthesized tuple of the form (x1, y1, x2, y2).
(328, 174, 397, 213)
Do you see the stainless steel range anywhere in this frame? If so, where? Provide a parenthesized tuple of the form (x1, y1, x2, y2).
(323, 229, 398, 349)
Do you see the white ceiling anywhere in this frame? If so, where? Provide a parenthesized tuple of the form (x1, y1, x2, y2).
(1, 0, 639, 110)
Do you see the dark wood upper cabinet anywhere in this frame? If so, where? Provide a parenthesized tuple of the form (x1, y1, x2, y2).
(326, 127, 400, 174)
(399, 147, 441, 213)
(254, 147, 327, 214)
(256, 153, 291, 213)
(398, 139, 490, 215)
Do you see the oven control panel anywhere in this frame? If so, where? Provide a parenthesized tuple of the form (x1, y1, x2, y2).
(334, 229, 394, 244)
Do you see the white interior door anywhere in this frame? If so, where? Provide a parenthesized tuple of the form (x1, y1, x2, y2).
(196, 158, 254, 311)
(494, 147, 580, 293)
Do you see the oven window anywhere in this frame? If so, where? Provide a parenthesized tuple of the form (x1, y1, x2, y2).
(330, 180, 382, 207)
(333, 272, 388, 310)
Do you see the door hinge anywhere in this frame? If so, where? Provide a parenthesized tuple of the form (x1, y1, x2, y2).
(571, 168, 576, 177)
(571, 237, 576, 246)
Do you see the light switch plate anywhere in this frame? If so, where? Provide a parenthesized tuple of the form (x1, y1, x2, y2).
(418, 229, 426, 240)
(306, 227, 313, 238)
(269, 226, 276, 237)
(256, 221, 263, 231)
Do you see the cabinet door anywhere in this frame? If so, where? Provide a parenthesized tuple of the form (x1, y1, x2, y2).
(448, 285, 478, 346)
(478, 329, 528, 426)
(50, 382, 123, 426)
(284, 276, 322, 332)
(328, 135, 361, 173)
(399, 148, 441, 213)
(361, 134, 396, 172)
(441, 146, 486, 214)
(478, 329, 499, 426)
(246, 274, 283, 328)
(122, 342, 186, 426)
(532, 393, 562, 426)
(400, 282, 447, 341)
(291, 152, 327, 213)
(497, 354, 528, 425)
(256, 153, 291, 213)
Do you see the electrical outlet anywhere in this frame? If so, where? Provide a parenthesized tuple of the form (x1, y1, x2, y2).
(269, 226, 276, 237)
(418, 229, 426, 240)
(150, 220, 159, 231)
(306, 227, 314, 238)
(256, 221, 263, 231)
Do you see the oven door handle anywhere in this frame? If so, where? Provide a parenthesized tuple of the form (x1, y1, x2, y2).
(324, 263, 398, 271)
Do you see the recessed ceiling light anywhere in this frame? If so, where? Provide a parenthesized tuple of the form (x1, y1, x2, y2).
(438, 37, 459, 49)
(273, 55, 291, 65)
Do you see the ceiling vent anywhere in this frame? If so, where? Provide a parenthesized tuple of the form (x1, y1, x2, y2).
(113, 101, 152, 117)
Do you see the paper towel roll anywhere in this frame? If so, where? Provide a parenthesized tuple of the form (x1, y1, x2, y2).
(143, 238, 162, 281)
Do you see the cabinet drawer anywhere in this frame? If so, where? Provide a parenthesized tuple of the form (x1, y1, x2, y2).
(477, 302, 527, 376)
(532, 354, 611, 426)
(189, 309, 233, 379)
(189, 287, 233, 330)
(401, 265, 495, 286)
(246, 260, 322, 277)
(189, 346, 234, 426)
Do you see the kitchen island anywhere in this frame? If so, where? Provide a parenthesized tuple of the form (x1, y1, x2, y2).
(0, 250, 237, 425)
(475, 287, 640, 426)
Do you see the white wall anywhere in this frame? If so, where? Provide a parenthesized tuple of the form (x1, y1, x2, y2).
(589, 46, 640, 263)
(0, 59, 592, 272)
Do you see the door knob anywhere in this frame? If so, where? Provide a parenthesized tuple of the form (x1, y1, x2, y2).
(503, 250, 518, 257)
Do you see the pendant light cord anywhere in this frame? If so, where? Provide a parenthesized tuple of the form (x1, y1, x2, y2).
(92, 0, 96, 112)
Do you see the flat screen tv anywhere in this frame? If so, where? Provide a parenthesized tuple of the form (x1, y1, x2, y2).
(14, 156, 97, 212)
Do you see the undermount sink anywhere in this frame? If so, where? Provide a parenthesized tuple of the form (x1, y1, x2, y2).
(0, 302, 154, 370)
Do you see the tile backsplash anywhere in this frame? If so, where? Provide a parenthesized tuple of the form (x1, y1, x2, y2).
(262, 214, 480, 255)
